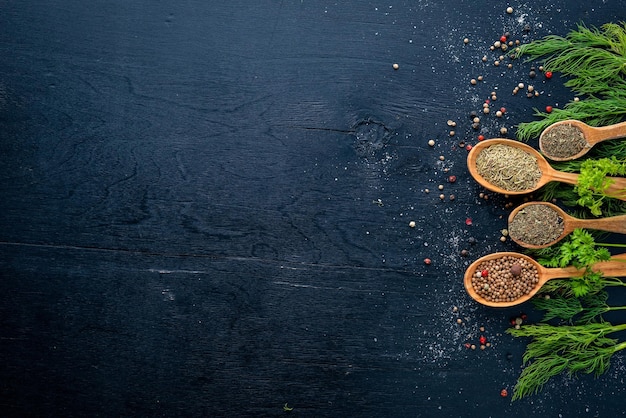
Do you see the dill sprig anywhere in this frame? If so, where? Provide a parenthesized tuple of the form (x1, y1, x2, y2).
(513, 22, 626, 142)
(514, 22, 626, 96)
(515, 90, 626, 141)
(507, 322, 626, 400)
(533, 290, 626, 323)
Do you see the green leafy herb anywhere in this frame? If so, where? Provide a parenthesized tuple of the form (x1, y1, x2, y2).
(516, 92, 626, 141)
(537, 141, 626, 218)
(533, 290, 626, 323)
(575, 157, 626, 216)
(532, 229, 626, 298)
(537, 229, 611, 269)
(513, 22, 626, 96)
(512, 22, 626, 141)
(507, 322, 626, 400)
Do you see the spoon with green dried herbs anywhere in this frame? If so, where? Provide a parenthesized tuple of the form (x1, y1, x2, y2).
(508, 201, 626, 249)
(539, 120, 626, 161)
(467, 139, 626, 200)
(463, 252, 626, 308)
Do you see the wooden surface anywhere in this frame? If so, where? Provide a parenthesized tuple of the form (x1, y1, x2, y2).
(1, 1, 626, 416)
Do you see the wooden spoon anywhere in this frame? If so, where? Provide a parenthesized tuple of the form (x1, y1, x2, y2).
(539, 119, 626, 161)
(508, 201, 626, 249)
(467, 139, 626, 201)
(463, 252, 626, 308)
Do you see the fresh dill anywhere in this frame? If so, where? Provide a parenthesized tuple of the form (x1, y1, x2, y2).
(507, 322, 626, 400)
(512, 22, 626, 141)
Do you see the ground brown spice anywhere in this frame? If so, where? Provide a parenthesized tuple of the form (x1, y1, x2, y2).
(509, 204, 565, 246)
(541, 124, 588, 159)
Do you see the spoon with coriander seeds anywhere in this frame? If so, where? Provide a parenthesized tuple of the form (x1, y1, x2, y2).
(463, 252, 626, 308)
(539, 119, 626, 161)
(467, 139, 626, 201)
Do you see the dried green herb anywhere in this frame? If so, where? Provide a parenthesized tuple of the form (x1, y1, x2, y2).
(475, 144, 542, 191)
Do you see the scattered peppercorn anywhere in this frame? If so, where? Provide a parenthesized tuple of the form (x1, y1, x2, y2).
(424, 258, 432, 265)
(510, 263, 522, 276)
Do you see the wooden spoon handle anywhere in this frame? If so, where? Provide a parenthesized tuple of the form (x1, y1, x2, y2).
(604, 176, 626, 201)
(569, 214, 626, 234)
(586, 121, 626, 145)
(542, 265, 584, 281)
(545, 170, 579, 187)
(590, 255, 626, 278)
(542, 253, 626, 281)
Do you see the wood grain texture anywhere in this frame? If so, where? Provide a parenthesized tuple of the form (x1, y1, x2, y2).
(1, 1, 626, 416)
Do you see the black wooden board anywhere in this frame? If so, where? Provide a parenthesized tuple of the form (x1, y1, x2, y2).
(2, 1, 626, 416)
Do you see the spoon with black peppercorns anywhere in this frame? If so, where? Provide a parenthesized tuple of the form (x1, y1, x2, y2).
(464, 252, 626, 308)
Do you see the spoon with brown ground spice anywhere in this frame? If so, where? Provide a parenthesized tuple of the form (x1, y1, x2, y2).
(508, 201, 626, 249)
(464, 252, 626, 308)
(539, 119, 626, 161)
(467, 139, 626, 201)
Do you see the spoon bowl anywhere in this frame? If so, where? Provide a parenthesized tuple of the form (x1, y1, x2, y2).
(508, 201, 626, 249)
(539, 119, 626, 161)
(467, 139, 626, 200)
(464, 252, 626, 308)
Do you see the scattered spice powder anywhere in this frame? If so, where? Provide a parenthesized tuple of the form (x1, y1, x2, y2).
(509, 204, 565, 246)
(475, 144, 542, 191)
(541, 123, 588, 159)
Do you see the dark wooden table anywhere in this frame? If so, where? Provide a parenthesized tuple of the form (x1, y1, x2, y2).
(1, 1, 625, 416)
